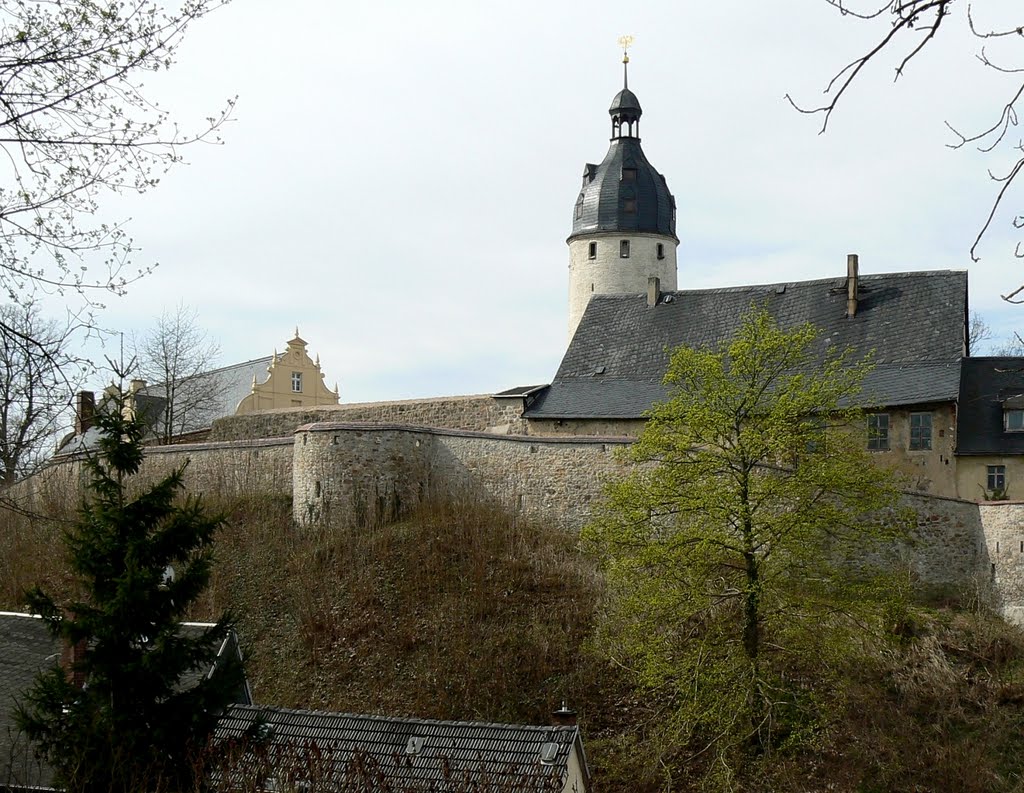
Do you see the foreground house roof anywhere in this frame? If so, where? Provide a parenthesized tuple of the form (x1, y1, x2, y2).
(526, 270, 967, 420)
(0, 612, 250, 791)
(216, 704, 590, 792)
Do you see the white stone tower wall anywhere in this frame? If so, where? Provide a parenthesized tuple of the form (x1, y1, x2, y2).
(567, 233, 678, 340)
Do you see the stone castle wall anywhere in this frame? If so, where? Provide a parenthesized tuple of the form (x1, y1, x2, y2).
(9, 418, 1024, 622)
(292, 422, 631, 530)
(290, 422, 991, 591)
(136, 437, 294, 498)
(4, 437, 293, 513)
(209, 395, 525, 442)
(978, 502, 1024, 622)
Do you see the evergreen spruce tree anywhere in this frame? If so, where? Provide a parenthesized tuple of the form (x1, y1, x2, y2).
(15, 394, 244, 793)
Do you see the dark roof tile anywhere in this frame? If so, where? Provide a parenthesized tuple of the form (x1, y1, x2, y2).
(957, 357, 1024, 455)
(216, 704, 585, 790)
(527, 271, 966, 419)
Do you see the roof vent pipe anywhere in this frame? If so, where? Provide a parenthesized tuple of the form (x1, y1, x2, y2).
(846, 253, 859, 318)
(647, 276, 661, 308)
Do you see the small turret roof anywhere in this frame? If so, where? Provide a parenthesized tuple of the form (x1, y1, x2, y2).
(609, 87, 642, 117)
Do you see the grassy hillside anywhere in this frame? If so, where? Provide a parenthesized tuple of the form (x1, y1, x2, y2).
(4, 490, 1024, 791)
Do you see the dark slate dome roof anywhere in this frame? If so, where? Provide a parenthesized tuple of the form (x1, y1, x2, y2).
(609, 87, 642, 118)
(570, 137, 676, 240)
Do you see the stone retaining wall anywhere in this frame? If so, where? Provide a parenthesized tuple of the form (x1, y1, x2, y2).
(979, 502, 1024, 622)
(292, 422, 632, 531)
(137, 437, 294, 498)
(4, 437, 294, 513)
(9, 420, 1024, 623)
(290, 422, 993, 594)
(209, 395, 524, 442)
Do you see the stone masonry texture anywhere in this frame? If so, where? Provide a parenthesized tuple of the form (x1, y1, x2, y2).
(10, 417, 1024, 624)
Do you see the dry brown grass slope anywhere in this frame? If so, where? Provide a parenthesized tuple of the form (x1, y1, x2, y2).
(5, 486, 1024, 791)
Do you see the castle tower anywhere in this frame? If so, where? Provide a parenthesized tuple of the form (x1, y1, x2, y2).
(567, 50, 678, 341)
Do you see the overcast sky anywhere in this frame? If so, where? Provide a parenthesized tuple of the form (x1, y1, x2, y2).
(67, 0, 1024, 402)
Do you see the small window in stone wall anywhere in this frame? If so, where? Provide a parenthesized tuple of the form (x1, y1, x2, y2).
(657, 243, 665, 260)
(588, 241, 597, 259)
(620, 240, 630, 258)
(291, 371, 302, 393)
(909, 412, 932, 450)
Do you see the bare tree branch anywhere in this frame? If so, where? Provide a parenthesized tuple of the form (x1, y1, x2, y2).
(0, 0, 234, 340)
(795, 1, 1024, 296)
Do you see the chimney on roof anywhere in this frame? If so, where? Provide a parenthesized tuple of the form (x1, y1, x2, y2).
(60, 634, 88, 689)
(647, 276, 661, 307)
(75, 391, 95, 435)
(552, 701, 577, 727)
(846, 253, 859, 319)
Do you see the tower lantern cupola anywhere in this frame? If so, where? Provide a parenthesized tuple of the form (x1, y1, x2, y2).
(609, 54, 642, 139)
(565, 42, 680, 342)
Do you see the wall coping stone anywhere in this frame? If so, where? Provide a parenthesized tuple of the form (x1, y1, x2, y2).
(296, 421, 634, 445)
(143, 436, 294, 454)
(236, 394, 498, 418)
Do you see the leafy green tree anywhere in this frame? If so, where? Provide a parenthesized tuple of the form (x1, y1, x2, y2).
(584, 306, 910, 785)
(15, 394, 243, 793)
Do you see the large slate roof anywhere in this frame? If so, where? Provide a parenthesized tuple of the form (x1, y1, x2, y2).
(526, 270, 967, 420)
(137, 355, 273, 434)
(957, 357, 1024, 455)
(216, 704, 587, 791)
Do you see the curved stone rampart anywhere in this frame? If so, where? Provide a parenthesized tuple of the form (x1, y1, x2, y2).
(292, 421, 632, 530)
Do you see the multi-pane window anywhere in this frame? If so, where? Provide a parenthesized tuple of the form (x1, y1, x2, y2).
(620, 240, 630, 258)
(291, 372, 303, 393)
(1006, 409, 1024, 432)
(988, 465, 1006, 493)
(909, 412, 933, 450)
(867, 413, 890, 451)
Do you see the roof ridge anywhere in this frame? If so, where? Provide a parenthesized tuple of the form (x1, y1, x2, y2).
(587, 269, 967, 300)
(230, 703, 577, 734)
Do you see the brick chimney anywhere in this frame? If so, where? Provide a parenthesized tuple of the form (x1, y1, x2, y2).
(647, 276, 661, 307)
(846, 253, 859, 319)
(60, 635, 88, 689)
(552, 701, 577, 727)
(74, 391, 95, 435)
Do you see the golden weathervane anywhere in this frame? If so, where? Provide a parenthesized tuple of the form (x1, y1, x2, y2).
(617, 34, 634, 64)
